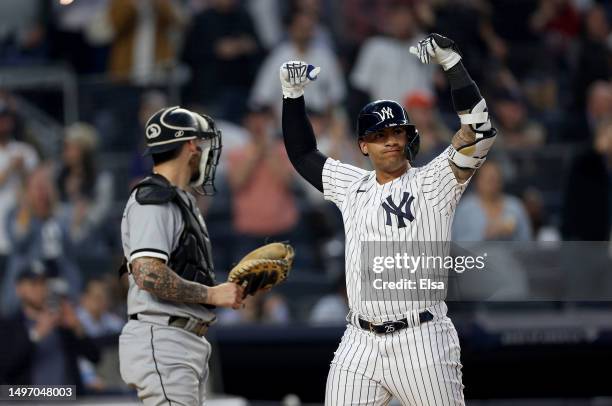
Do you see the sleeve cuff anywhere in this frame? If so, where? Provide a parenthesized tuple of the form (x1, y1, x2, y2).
(321, 157, 335, 201)
(129, 249, 169, 263)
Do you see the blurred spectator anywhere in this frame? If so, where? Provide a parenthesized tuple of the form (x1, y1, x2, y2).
(586, 81, 612, 129)
(218, 292, 290, 325)
(561, 119, 612, 241)
(571, 4, 611, 111)
(453, 161, 533, 241)
(489, 0, 545, 78)
(340, 0, 418, 47)
(522, 76, 561, 139)
(246, 0, 283, 50)
(182, 0, 262, 121)
(50, 0, 111, 74)
(0, 95, 39, 266)
(564, 80, 612, 142)
(340, 0, 385, 45)
(491, 89, 546, 149)
(0, 0, 48, 65)
(106, 266, 129, 319)
(56, 123, 114, 257)
(287, 0, 336, 50)
(350, 2, 433, 103)
(76, 278, 123, 393)
(107, 0, 183, 82)
(429, 0, 505, 82)
(227, 105, 298, 248)
(530, 0, 581, 46)
(129, 90, 168, 185)
(77, 278, 123, 338)
(260, 293, 291, 324)
(313, 109, 363, 166)
(522, 187, 561, 242)
(250, 8, 346, 117)
(213, 119, 250, 167)
(309, 275, 348, 325)
(0, 262, 99, 393)
(1, 165, 81, 316)
(403, 91, 452, 167)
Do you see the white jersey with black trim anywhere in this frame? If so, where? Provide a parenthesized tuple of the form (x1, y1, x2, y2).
(322, 147, 470, 322)
(120, 188, 216, 323)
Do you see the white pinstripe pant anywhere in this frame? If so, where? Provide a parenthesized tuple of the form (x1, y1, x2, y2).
(325, 314, 464, 405)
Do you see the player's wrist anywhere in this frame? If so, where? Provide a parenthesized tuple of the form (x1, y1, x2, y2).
(282, 85, 305, 99)
(203, 285, 213, 305)
(439, 52, 461, 71)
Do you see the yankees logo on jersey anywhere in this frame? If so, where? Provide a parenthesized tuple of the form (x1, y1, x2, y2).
(382, 191, 415, 228)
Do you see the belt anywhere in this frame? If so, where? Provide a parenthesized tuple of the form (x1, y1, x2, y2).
(130, 314, 210, 337)
(357, 311, 434, 334)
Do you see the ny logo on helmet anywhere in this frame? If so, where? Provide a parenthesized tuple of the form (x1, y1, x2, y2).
(374, 107, 394, 122)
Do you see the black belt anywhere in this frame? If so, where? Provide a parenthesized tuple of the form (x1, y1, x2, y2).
(129, 314, 210, 337)
(358, 311, 434, 334)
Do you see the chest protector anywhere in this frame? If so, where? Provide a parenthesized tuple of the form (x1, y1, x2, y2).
(120, 174, 216, 304)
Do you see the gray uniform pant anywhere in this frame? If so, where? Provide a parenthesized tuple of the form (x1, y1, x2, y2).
(119, 317, 212, 406)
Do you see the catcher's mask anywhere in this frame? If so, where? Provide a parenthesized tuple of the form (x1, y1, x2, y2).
(192, 113, 222, 196)
(357, 99, 420, 162)
(144, 106, 222, 195)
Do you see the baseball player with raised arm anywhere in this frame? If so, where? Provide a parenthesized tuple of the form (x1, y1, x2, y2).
(118, 106, 243, 406)
(281, 34, 497, 405)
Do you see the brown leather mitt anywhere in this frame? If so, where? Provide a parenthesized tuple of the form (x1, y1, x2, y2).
(227, 242, 294, 297)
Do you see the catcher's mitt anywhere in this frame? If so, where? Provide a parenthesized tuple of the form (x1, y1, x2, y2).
(227, 242, 294, 297)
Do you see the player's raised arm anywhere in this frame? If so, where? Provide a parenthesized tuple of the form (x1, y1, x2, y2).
(410, 34, 498, 183)
(280, 61, 328, 192)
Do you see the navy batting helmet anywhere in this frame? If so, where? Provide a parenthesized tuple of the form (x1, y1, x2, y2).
(357, 100, 420, 162)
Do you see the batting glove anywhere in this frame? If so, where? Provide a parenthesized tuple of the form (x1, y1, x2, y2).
(409, 33, 462, 71)
(279, 61, 320, 99)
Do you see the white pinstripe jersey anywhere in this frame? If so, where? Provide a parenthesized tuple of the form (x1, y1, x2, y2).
(322, 147, 470, 322)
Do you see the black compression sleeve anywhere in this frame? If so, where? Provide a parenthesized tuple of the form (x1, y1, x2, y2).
(445, 61, 482, 112)
(282, 97, 327, 192)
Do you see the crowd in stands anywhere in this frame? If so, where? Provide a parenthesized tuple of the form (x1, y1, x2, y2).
(0, 0, 610, 394)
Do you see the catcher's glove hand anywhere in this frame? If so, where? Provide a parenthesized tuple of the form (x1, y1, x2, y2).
(227, 242, 295, 297)
(409, 33, 462, 71)
(279, 60, 320, 99)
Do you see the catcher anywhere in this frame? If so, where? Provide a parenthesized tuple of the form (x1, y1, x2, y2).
(118, 106, 293, 406)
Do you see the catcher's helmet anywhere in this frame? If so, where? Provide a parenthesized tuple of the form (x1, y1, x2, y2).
(357, 100, 420, 162)
(143, 106, 204, 156)
(143, 106, 222, 195)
